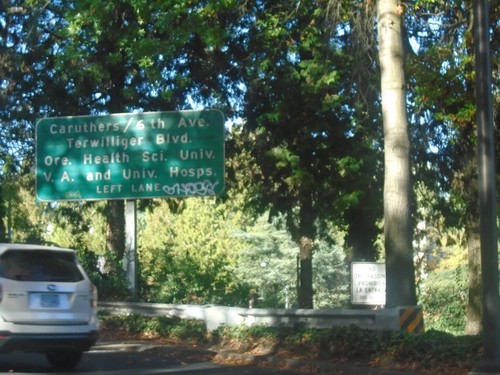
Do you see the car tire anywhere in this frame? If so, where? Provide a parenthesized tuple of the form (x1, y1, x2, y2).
(46, 349, 83, 370)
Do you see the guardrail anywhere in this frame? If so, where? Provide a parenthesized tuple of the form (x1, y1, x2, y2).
(98, 302, 424, 333)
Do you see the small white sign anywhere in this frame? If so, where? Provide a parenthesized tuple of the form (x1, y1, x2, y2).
(351, 262, 386, 305)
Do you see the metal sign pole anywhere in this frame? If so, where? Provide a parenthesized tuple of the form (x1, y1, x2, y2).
(124, 199, 137, 299)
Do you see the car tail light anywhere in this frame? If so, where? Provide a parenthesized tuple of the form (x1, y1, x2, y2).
(90, 284, 97, 308)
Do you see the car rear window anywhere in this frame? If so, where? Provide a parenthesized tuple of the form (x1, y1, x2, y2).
(0, 250, 84, 282)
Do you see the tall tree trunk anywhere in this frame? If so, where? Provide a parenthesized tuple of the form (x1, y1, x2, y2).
(346, 206, 379, 261)
(105, 200, 126, 261)
(377, 0, 416, 307)
(102, 7, 128, 278)
(298, 236, 314, 308)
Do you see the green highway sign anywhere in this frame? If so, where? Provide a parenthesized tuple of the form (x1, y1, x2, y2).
(36, 110, 225, 201)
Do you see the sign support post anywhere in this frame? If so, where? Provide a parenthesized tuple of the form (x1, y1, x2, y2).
(124, 200, 137, 299)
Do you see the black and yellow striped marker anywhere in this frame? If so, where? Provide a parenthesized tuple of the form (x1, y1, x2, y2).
(399, 306, 424, 333)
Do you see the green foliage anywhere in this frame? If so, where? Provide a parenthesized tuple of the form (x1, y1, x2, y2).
(412, 181, 469, 296)
(138, 198, 249, 305)
(313, 237, 350, 308)
(318, 325, 392, 358)
(234, 215, 298, 308)
(99, 313, 207, 343)
(216, 324, 280, 342)
(387, 329, 482, 370)
(94, 251, 132, 301)
(222, 127, 263, 223)
(243, 1, 383, 268)
(75, 247, 130, 301)
(214, 324, 481, 371)
(44, 201, 106, 252)
(6, 175, 47, 244)
(234, 214, 349, 309)
(419, 266, 468, 334)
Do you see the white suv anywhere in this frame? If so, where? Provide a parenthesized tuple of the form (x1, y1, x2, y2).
(0, 243, 99, 370)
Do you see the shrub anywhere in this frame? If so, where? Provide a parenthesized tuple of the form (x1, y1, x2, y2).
(99, 313, 207, 343)
(419, 265, 467, 334)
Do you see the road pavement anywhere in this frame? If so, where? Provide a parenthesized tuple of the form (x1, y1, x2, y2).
(0, 341, 309, 375)
(0, 340, 422, 374)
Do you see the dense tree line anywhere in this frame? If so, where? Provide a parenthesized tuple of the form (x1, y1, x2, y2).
(0, 1, 498, 329)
